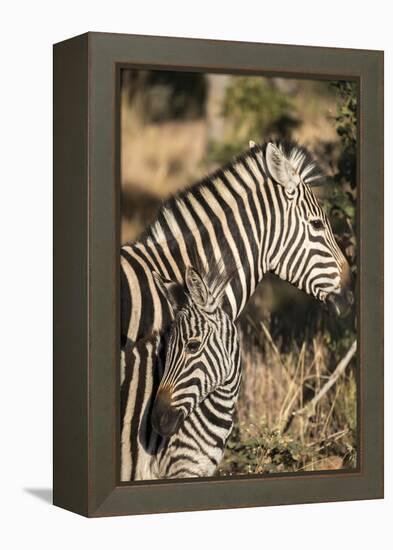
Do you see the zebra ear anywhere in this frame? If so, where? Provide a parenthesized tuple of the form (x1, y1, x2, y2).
(185, 266, 212, 311)
(266, 143, 301, 191)
(152, 272, 187, 314)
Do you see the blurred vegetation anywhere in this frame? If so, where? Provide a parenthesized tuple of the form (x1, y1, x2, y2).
(327, 81, 357, 272)
(121, 71, 358, 475)
(207, 77, 297, 164)
(121, 70, 207, 122)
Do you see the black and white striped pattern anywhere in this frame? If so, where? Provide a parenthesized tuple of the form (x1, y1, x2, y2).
(121, 141, 351, 348)
(121, 266, 241, 480)
(120, 141, 353, 479)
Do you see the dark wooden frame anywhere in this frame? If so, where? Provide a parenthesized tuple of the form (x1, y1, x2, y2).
(53, 32, 384, 517)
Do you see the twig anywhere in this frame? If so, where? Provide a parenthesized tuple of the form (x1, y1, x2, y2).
(292, 340, 357, 420)
(306, 428, 349, 447)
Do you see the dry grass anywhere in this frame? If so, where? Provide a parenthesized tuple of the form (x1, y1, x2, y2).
(121, 91, 209, 243)
(218, 320, 357, 476)
(121, 111, 207, 198)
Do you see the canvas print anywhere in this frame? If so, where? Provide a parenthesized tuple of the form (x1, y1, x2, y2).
(120, 70, 357, 482)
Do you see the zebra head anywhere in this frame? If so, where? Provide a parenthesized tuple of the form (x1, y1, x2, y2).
(151, 266, 240, 438)
(264, 142, 353, 316)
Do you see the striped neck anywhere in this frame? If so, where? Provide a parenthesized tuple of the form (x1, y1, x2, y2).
(140, 147, 273, 321)
(122, 141, 351, 348)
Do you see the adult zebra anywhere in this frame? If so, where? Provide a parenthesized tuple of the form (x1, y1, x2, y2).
(121, 265, 241, 480)
(121, 140, 353, 348)
(120, 140, 353, 480)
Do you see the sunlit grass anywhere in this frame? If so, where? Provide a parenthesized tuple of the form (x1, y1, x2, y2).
(218, 322, 357, 476)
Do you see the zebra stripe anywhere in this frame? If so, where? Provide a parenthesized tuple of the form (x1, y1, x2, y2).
(121, 266, 241, 480)
(120, 141, 354, 479)
(121, 141, 352, 347)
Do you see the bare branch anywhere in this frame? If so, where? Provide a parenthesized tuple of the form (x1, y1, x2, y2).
(292, 340, 357, 420)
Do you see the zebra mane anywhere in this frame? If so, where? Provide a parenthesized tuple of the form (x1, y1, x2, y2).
(171, 139, 324, 192)
(269, 140, 324, 185)
(188, 253, 239, 304)
(239, 140, 324, 186)
(180, 139, 323, 201)
(140, 140, 324, 248)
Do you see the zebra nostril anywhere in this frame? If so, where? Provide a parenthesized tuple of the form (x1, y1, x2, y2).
(151, 388, 185, 438)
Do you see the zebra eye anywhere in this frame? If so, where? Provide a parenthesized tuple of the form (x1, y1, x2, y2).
(310, 219, 324, 230)
(185, 339, 201, 354)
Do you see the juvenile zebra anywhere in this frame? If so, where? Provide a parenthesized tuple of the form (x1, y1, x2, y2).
(121, 265, 242, 480)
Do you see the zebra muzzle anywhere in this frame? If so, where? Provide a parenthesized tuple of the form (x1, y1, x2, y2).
(151, 390, 185, 438)
(325, 288, 354, 317)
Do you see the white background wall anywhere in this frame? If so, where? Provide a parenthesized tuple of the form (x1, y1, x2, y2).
(1, 1, 391, 548)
